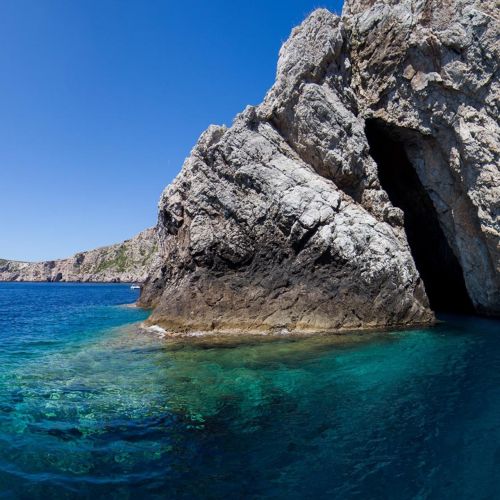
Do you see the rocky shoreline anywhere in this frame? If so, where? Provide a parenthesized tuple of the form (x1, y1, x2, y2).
(138, 0, 499, 336)
(140, 319, 437, 341)
(0, 228, 159, 283)
(4, 0, 498, 338)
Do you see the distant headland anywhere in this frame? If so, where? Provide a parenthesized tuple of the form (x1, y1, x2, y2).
(0, 228, 158, 283)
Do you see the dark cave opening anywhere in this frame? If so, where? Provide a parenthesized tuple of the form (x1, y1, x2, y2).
(365, 119, 474, 314)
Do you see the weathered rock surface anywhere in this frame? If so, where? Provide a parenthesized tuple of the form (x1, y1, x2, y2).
(140, 0, 499, 334)
(0, 228, 159, 283)
(345, 0, 500, 314)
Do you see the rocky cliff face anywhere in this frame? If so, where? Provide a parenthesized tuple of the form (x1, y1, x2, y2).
(0, 228, 159, 283)
(139, 0, 499, 334)
(345, 0, 499, 314)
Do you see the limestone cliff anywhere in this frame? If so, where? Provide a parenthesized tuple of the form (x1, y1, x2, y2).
(138, 0, 498, 334)
(345, 0, 500, 315)
(0, 228, 159, 283)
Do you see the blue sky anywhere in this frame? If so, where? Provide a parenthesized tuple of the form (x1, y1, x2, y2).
(0, 0, 343, 261)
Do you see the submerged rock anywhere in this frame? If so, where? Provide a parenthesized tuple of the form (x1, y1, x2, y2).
(140, 0, 498, 333)
(0, 228, 159, 283)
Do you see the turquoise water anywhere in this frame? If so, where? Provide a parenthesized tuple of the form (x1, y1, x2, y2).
(1, 283, 500, 498)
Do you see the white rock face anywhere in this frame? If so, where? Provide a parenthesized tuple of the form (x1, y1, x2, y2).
(0, 228, 159, 283)
(137, 0, 498, 333)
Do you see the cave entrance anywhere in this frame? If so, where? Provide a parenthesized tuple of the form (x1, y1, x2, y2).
(365, 119, 474, 314)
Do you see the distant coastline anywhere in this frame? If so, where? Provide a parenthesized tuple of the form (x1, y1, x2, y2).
(0, 228, 158, 284)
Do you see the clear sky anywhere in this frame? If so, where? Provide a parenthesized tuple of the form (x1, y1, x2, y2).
(0, 0, 344, 261)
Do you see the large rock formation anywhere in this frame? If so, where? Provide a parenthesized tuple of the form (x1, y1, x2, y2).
(345, 0, 499, 315)
(0, 228, 159, 283)
(139, 0, 499, 334)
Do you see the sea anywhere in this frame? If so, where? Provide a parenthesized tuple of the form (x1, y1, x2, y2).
(0, 282, 499, 499)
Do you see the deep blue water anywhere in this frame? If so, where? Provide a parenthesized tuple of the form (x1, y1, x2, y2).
(1, 283, 500, 499)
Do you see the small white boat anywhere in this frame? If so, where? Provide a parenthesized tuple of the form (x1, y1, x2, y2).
(130, 285, 141, 290)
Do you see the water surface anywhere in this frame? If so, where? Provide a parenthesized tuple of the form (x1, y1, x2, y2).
(1, 283, 499, 498)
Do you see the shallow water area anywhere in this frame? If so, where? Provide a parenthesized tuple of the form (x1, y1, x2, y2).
(1, 283, 500, 498)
